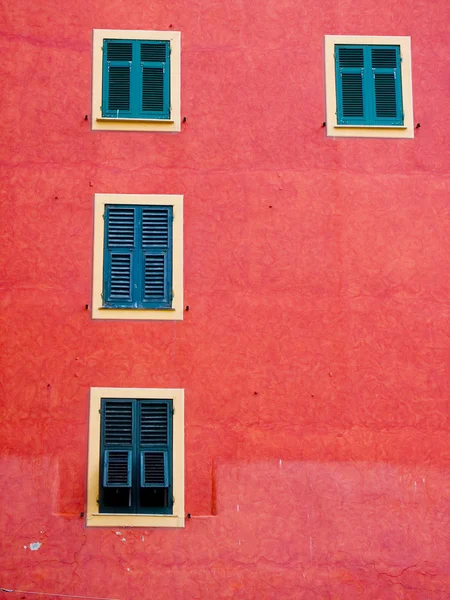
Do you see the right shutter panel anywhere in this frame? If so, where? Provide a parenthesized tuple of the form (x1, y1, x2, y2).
(140, 41, 170, 119)
(139, 401, 171, 489)
(371, 46, 403, 125)
(140, 206, 172, 308)
(336, 46, 365, 124)
(103, 41, 132, 117)
(104, 206, 136, 307)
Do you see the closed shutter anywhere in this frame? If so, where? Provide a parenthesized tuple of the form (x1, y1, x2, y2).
(103, 41, 133, 117)
(336, 44, 403, 126)
(140, 42, 170, 118)
(101, 400, 134, 489)
(103, 205, 173, 309)
(140, 206, 173, 308)
(336, 46, 366, 124)
(139, 401, 172, 492)
(371, 47, 403, 124)
(103, 206, 136, 307)
(102, 39, 170, 119)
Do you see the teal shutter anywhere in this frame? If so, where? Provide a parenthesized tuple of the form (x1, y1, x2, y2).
(371, 47, 403, 124)
(140, 206, 173, 308)
(103, 205, 173, 309)
(100, 399, 173, 514)
(336, 47, 365, 124)
(103, 206, 136, 307)
(336, 45, 403, 126)
(104, 450, 132, 487)
(138, 401, 172, 509)
(100, 400, 134, 512)
(140, 42, 170, 119)
(102, 41, 133, 117)
(102, 39, 170, 119)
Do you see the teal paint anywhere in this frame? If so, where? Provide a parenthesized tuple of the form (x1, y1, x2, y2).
(100, 398, 173, 515)
(336, 45, 403, 125)
(102, 40, 170, 119)
(103, 205, 173, 309)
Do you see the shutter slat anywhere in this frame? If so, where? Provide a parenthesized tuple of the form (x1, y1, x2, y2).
(140, 451, 168, 487)
(140, 403, 169, 445)
(338, 47, 364, 68)
(141, 43, 167, 62)
(341, 73, 364, 117)
(144, 255, 166, 300)
(371, 48, 397, 68)
(142, 67, 165, 112)
(142, 207, 170, 246)
(104, 401, 133, 446)
(374, 73, 398, 117)
(107, 41, 132, 62)
(110, 254, 132, 299)
(107, 207, 135, 247)
(104, 450, 132, 487)
(108, 66, 131, 111)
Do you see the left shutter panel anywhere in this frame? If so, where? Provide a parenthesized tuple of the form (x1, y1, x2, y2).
(102, 40, 133, 117)
(336, 46, 366, 125)
(103, 206, 136, 307)
(101, 400, 134, 489)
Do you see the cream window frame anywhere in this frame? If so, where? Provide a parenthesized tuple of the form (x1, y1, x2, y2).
(324, 35, 414, 139)
(86, 387, 185, 528)
(92, 193, 183, 321)
(92, 29, 181, 132)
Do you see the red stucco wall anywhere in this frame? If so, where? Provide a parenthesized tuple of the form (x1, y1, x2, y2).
(1, 0, 449, 598)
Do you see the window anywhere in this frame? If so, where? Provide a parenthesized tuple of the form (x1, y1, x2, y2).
(103, 204, 173, 309)
(92, 30, 181, 132)
(92, 194, 183, 320)
(325, 36, 414, 138)
(87, 388, 184, 528)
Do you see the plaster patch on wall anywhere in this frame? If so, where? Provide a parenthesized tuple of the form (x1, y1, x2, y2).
(29, 542, 41, 551)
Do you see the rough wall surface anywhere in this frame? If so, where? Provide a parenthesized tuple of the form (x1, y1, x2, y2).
(1, 0, 449, 598)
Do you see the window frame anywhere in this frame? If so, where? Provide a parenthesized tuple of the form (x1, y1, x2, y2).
(324, 35, 414, 138)
(87, 388, 184, 528)
(92, 29, 181, 132)
(92, 194, 183, 321)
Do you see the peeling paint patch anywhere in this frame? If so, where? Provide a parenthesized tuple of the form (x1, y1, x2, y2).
(115, 531, 121, 535)
(23, 545, 27, 549)
(121, 538, 126, 542)
(29, 542, 41, 551)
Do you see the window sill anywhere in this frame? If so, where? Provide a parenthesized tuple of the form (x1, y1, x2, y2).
(334, 125, 407, 129)
(86, 512, 184, 528)
(97, 117, 174, 124)
(99, 307, 176, 311)
(92, 513, 179, 517)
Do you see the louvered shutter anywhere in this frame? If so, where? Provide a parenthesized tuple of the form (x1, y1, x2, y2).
(104, 206, 136, 307)
(102, 41, 133, 117)
(140, 41, 170, 119)
(101, 400, 134, 488)
(336, 45, 403, 126)
(336, 46, 366, 124)
(371, 47, 403, 124)
(139, 401, 172, 490)
(140, 206, 173, 308)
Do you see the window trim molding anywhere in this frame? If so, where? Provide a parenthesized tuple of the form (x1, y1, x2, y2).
(92, 29, 181, 132)
(92, 193, 183, 321)
(87, 387, 185, 528)
(325, 35, 414, 139)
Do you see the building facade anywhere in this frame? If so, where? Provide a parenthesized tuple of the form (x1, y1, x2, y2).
(1, 0, 449, 598)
